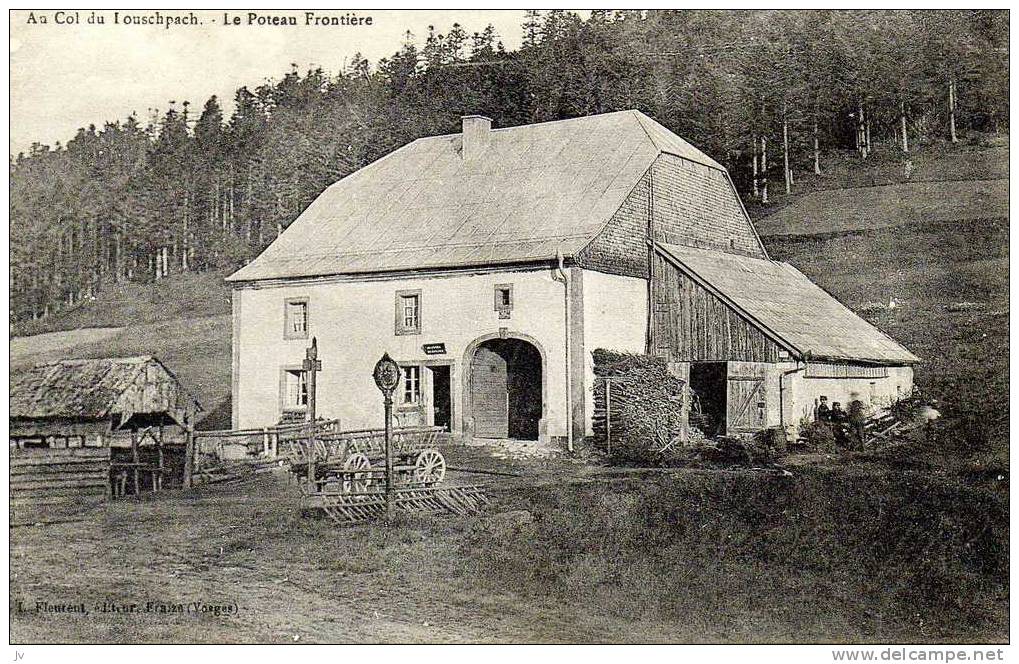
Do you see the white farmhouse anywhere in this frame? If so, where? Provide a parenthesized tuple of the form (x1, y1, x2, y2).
(227, 111, 917, 444)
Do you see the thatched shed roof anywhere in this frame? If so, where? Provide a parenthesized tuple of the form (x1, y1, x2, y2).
(227, 110, 734, 282)
(10, 356, 202, 427)
(657, 243, 919, 365)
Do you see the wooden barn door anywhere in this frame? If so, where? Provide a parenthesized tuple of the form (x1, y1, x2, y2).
(471, 346, 509, 438)
(726, 362, 767, 433)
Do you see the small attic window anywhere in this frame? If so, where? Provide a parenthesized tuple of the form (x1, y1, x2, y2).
(494, 284, 513, 319)
(284, 298, 309, 340)
(396, 290, 422, 335)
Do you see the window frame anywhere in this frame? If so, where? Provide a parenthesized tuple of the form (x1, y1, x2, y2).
(399, 364, 422, 407)
(279, 366, 309, 414)
(494, 283, 514, 318)
(283, 297, 310, 340)
(394, 289, 422, 336)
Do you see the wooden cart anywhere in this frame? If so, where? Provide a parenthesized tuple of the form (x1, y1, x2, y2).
(282, 425, 447, 492)
(282, 425, 489, 525)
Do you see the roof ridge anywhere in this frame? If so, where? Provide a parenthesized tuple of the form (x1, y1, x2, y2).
(659, 241, 780, 265)
(415, 110, 641, 140)
(43, 355, 152, 364)
(631, 112, 724, 172)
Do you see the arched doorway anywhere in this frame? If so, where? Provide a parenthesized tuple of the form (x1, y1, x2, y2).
(467, 337, 544, 440)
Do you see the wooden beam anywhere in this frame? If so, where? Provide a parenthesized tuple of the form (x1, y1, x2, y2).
(183, 424, 195, 489)
(131, 428, 140, 497)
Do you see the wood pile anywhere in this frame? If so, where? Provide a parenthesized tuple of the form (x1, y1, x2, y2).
(864, 411, 907, 444)
(591, 349, 686, 459)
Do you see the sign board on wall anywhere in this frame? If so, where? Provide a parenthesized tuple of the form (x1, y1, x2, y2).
(422, 343, 447, 355)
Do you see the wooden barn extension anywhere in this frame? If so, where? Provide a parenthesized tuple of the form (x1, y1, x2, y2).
(9, 356, 202, 503)
(647, 244, 918, 439)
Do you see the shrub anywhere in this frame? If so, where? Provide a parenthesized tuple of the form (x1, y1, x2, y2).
(695, 434, 781, 467)
(799, 419, 837, 453)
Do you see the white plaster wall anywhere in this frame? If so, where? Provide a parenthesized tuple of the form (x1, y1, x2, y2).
(233, 268, 569, 436)
(783, 364, 915, 428)
(581, 269, 649, 435)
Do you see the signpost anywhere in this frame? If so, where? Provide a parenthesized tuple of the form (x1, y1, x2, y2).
(303, 337, 322, 490)
(372, 352, 401, 520)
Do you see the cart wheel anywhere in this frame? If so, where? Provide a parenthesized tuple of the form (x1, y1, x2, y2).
(342, 453, 373, 493)
(414, 449, 446, 486)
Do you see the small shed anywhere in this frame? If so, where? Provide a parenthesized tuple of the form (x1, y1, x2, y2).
(650, 243, 918, 437)
(10, 356, 202, 498)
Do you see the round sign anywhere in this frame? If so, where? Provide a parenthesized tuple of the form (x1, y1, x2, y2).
(373, 352, 401, 395)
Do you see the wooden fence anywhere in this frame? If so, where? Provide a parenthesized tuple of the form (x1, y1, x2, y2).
(10, 447, 111, 524)
(592, 377, 630, 455)
(193, 419, 341, 461)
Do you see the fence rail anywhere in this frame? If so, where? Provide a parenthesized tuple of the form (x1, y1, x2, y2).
(193, 419, 341, 460)
(10, 447, 111, 524)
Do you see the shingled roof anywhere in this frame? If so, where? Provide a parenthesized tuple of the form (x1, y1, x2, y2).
(9, 356, 202, 426)
(227, 110, 728, 282)
(657, 243, 919, 365)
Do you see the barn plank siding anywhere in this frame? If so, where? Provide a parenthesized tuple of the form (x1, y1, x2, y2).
(651, 252, 783, 363)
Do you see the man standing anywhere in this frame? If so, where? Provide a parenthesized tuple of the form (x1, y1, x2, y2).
(815, 396, 831, 423)
(848, 394, 868, 448)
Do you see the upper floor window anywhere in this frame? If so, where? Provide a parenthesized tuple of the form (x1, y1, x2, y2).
(282, 368, 308, 411)
(494, 283, 513, 319)
(401, 365, 421, 405)
(395, 289, 422, 335)
(284, 298, 309, 339)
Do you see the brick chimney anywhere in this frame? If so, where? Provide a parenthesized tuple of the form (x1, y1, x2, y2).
(461, 115, 492, 161)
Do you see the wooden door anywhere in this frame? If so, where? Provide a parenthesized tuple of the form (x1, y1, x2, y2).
(471, 346, 508, 438)
(726, 363, 767, 433)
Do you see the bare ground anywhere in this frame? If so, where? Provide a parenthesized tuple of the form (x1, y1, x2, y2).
(10, 441, 1008, 644)
(9, 457, 679, 644)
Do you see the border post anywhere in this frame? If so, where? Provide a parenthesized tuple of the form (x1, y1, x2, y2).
(373, 353, 401, 521)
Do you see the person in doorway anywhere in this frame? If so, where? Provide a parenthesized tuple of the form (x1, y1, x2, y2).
(815, 396, 831, 423)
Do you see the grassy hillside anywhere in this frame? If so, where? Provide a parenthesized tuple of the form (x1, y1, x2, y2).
(755, 179, 1007, 237)
(10, 315, 233, 430)
(11, 269, 233, 338)
(756, 138, 1009, 467)
(10, 269, 235, 429)
(768, 217, 1008, 466)
(745, 135, 1008, 222)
